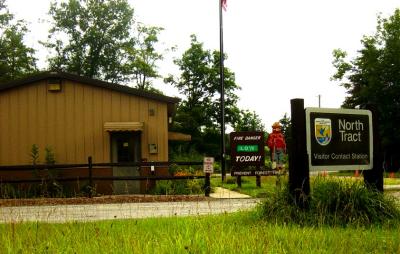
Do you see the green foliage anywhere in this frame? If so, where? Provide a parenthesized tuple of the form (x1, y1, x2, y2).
(212, 175, 280, 198)
(44, 0, 134, 82)
(0, 183, 17, 198)
(30, 144, 40, 165)
(279, 113, 291, 155)
(225, 176, 237, 184)
(331, 9, 400, 165)
(260, 177, 400, 226)
(37, 180, 64, 198)
(233, 109, 265, 132)
(26, 145, 63, 197)
(166, 35, 265, 157)
(44, 146, 56, 165)
(165, 34, 240, 138)
(0, 182, 66, 199)
(127, 24, 165, 90)
(2, 213, 400, 253)
(0, 0, 10, 26)
(169, 146, 204, 162)
(151, 179, 205, 195)
(0, 0, 37, 83)
(155, 149, 205, 195)
(279, 113, 291, 140)
(385, 177, 400, 185)
(44, 0, 164, 88)
(30, 144, 57, 165)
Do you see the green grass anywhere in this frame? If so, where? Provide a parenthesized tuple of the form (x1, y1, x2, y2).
(211, 175, 286, 197)
(385, 177, 400, 185)
(1, 177, 400, 253)
(211, 174, 400, 198)
(328, 171, 400, 185)
(1, 212, 399, 253)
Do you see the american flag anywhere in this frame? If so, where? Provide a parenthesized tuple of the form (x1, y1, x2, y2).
(221, 0, 227, 11)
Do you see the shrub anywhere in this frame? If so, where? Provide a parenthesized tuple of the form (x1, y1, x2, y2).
(259, 177, 400, 227)
(224, 176, 251, 185)
(225, 177, 237, 185)
(151, 179, 205, 195)
(30, 144, 40, 165)
(44, 146, 56, 165)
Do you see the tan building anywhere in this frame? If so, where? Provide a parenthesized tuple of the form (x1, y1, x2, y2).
(0, 72, 180, 194)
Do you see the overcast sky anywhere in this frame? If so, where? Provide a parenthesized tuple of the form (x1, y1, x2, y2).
(7, 0, 400, 130)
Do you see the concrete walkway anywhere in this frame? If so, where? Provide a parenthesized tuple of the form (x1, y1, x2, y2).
(0, 188, 259, 223)
(210, 187, 251, 199)
(384, 185, 400, 191)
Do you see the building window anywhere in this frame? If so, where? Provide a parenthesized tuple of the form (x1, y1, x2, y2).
(47, 78, 62, 92)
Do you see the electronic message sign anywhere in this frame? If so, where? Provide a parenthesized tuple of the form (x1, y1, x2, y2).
(306, 108, 373, 171)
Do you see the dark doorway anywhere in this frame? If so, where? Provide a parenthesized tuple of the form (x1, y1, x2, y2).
(110, 131, 141, 194)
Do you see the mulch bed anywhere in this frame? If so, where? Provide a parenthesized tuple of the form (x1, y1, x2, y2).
(0, 195, 209, 207)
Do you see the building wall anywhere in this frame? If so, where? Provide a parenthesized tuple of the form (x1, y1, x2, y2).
(0, 79, 169, 165)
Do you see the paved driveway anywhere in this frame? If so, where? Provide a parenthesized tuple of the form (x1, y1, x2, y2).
(0, 198, 261, 223)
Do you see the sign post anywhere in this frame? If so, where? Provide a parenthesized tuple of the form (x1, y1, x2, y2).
(363, 105, 383, 191)
(203, 157, 214, 197)
(203, 157, 214, 174)
(289, 99, 309, 207)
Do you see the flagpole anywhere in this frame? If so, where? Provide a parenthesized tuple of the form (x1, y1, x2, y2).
(219, 0, 226, 182)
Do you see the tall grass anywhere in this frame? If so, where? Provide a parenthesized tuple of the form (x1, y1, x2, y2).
(260, 177, 400, 226)
(1, 212, 400, 253)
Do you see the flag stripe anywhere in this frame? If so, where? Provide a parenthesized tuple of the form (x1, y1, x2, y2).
(221, 0, 227, 11)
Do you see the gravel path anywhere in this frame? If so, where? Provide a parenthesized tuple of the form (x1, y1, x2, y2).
(0, 198, 261, 223)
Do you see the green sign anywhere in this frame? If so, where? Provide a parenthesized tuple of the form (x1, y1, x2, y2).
(236, 145, 259, 153)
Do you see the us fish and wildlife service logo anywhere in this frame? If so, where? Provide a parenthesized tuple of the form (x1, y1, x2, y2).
(315, 118, 332, 146)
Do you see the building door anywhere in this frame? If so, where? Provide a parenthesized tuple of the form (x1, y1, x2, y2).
(110, 131, 141, 194)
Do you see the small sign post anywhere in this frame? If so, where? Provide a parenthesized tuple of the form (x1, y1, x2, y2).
(203, 157, 214, 174)
(203, 157, 214, 197)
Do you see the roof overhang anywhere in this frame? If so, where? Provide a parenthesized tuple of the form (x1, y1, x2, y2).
(168, 132, 191, 141)
(104, 122, 144, 132)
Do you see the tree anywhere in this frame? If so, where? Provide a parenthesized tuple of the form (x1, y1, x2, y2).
(331, 9, 400, 170)
(279, 113, 291, 140)
(165, 35, 242, 156)
(126, 24, 164, 90)
(44, 0, 164, 88)
(165, 35, 241, 137)
(166, 35, 267, 157)
(0, 0, 11, 27)
(0, 0, 37, 83)
(233, 109, 265, 132)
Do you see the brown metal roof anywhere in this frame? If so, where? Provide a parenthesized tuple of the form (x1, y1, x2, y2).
(0, 71, 180, 105)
